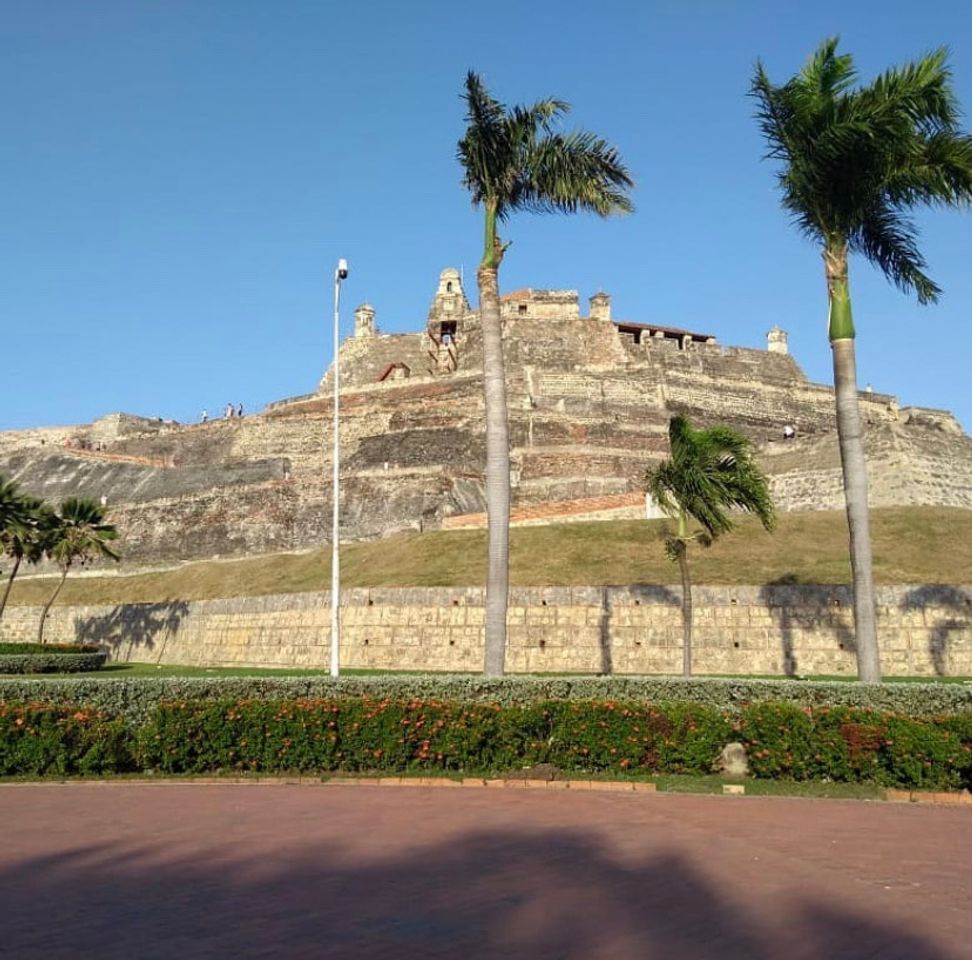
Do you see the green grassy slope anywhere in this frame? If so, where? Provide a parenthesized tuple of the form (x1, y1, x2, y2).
(5, 507, 970, 606)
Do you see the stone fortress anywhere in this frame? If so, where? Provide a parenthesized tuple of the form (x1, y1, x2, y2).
(2, 267, 971, 570)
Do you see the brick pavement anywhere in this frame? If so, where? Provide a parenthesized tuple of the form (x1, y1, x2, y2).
(0, 783, 968, 959)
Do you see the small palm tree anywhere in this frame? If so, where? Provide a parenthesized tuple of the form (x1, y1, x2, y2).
(646, 417, 775, 677)
(458, 71, 634, 676)
(37, 498, 119, 644)
(751, 39, 972, 681)
(0, 479, 55, 622)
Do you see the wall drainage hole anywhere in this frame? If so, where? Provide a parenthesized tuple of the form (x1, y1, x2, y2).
(367, 599, 374, 607)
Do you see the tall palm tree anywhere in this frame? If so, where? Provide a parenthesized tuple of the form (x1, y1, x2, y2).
(458, 71, 634, 676)
(0, 478, 54, 622)
(751, 39, 972, 681)
(646, 417, 775, 678)
(37, 498, 119, 644)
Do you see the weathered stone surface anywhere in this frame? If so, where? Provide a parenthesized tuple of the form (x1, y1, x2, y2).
(1, 269, 969, 569)
(717, 743, 750, 777)
(2, 584, 968, 676)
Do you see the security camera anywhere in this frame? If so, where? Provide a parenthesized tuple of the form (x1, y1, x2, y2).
(336, 258, 349, 280)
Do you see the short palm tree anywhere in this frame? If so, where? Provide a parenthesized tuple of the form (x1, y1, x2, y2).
(37, 498, 119, 644)
(0, 479, 54, 622)
(751, 39, 972, 681)
(458, 71, 634, 676)
(646, 417, 775, 677)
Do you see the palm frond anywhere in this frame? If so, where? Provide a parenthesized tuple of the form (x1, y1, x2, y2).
(47, 497, 120, 569)
(514, 131, 634, 217)
(646, 417, 775, 545)
(752, 38, 972, 303)
(457, 71, 633, 226)
(851, 201, 940, 303)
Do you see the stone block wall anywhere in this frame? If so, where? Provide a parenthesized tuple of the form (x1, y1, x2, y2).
(3, 584, 968, 677)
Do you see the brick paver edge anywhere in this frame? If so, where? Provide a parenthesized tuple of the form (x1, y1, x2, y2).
(1, 777, 970, 803)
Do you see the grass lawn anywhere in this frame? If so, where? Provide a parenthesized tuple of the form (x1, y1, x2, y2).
(3, 663, 967, 681)
(6, 506, 971, 607)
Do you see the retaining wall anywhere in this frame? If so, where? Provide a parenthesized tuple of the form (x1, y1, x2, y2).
(2, 584, 969, 677)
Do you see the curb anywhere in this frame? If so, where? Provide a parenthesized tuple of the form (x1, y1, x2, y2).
(2, 778, 970, 804)
(885, 788, 972, 806)
(329, 777, 658, 793)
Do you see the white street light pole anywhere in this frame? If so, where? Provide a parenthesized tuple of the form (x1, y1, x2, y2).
(330, 258, 349, 678)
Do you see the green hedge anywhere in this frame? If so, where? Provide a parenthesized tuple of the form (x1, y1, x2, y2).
(0, 643, 98, 655)
(0, 702, 133, 775)
(1, 695, 968, 789)
(135, 699, 734, 776)
(0, 651, 107, 675)
(1, 675, 970, 723)
(738, 703, 970, 789)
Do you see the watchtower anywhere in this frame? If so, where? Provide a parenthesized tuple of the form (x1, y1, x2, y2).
(427, 268, 469, 375)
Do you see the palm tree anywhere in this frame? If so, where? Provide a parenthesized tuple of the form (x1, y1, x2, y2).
(751, 39, 972, 681)
(37, 498, 119, 644)
(646, 417, 775, 678)
(457, 71, 634, 676)
(0, 478, 54, 622)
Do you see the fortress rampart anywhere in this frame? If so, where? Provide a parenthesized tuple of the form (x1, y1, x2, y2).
(1, 268, 970, 568)
(1, 584, 968, 677)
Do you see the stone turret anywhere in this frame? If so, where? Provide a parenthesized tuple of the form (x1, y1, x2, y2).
(589, 292, 611, 322)
(767, 326, 789, 355)
(428, 268, 469, 323)
(354, 304, 376, 338)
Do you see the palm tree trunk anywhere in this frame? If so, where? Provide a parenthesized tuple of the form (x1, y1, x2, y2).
(677, 543, 693, 678)
(0, 555, 22, 622)
(826, 247, 881, 682)
(37, 568, 68, 645)
(478, 261, 511, 677)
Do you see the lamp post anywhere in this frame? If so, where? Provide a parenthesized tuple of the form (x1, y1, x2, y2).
(330, 258, 349, 678)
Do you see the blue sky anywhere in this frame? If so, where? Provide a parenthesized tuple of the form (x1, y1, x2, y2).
(2, 0, 971, 431)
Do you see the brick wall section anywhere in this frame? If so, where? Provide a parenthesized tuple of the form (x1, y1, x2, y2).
(3, 584, 969, 677)
(443, 492, 644, 528)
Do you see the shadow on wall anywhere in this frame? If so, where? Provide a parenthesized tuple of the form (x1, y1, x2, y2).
(900, 585, 972, 677)
(75, 601, 190, 663)
(0, 817, 960, 959)
(599, 585, 681, 676)
(760, 577, 856, 677)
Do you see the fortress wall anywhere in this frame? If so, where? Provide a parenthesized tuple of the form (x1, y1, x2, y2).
(323, 331, 431, 390)
(4, 583, 968, 677)
(503, 317, 627, 369)
(764, 425, 972, 512)
(0, 425, 77, 456)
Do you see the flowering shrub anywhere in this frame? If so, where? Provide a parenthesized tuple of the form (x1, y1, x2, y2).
(0, 696, 968, 788)
(738, 704, 971, 789)
(0, 702, 133, 775)
(136, 698, 730, 776)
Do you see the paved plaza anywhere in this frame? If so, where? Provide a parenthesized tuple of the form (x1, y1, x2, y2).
(0, 783, 968, 959)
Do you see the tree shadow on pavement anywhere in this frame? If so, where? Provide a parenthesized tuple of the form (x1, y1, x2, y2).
(0, 818, 960, 960)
